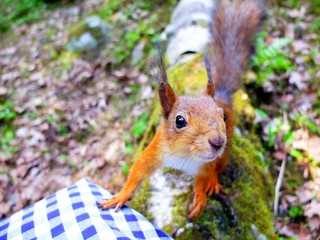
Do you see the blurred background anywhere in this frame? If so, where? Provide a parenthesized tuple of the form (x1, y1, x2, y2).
(0, 0, 319, 238)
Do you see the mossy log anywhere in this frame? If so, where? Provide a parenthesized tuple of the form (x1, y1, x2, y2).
(129, 55, 277, 239)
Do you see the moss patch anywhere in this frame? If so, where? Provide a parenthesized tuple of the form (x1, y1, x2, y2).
(229, 137, 276, 239)
(171, 135, 276, 239)
(129, 179, 154, 221)
(232, 89, 255, 124)
(167, 54, 208, 95)
(162, 184, 192, 235)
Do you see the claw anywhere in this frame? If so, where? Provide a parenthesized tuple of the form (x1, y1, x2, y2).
(207, 181, 223, 196)
(188, 194, 207, 220)
(99, 192, 130, 212)
(99, 197, 116, 210)
(115, 202, 122, 212)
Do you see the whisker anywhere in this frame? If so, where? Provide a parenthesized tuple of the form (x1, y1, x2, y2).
(228, 148, 260, 185)
(231, 141, 274, 172)
(137, 160, 162, 184)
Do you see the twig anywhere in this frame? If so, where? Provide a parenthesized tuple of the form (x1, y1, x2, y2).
(274, 155, 287, 216)
(274, 112, 289, 216)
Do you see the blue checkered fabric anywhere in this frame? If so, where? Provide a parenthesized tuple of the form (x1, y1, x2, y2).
(0, 178, 172, 240)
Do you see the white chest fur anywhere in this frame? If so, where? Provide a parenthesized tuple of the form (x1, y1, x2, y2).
(161, 154, 204, 176)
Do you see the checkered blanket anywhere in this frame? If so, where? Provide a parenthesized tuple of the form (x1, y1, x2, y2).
(0, 178, 172, 240)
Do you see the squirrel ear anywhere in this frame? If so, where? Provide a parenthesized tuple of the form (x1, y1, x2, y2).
(206, 82, 215, 98)
(159, 81, 176, 119)
(204, 49, 215, 98)
(154, 42, 177, 119)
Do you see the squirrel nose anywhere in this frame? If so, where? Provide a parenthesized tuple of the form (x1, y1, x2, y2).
(208, 137, 225, 151)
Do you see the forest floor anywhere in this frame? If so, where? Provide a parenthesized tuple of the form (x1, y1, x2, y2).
(0, 0, 319, 238)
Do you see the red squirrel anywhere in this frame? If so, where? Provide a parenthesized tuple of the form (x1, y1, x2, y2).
(100, 0, 263, 220)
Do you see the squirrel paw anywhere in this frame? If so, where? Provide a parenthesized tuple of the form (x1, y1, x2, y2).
(188, 193, 207, 220)
(188, 179, 223, 220)
(99, 193, 131, 212)
(206, 179, 223, 196)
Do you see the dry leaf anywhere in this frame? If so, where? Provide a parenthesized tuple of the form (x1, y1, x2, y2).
(308, 217, 320, 231)
(304, 201, 320, 218)
(289, 71, 306, 90)
(296, 186, 313, 204)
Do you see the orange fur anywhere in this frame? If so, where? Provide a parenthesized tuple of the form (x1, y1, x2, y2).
(100, 130, 162, 210)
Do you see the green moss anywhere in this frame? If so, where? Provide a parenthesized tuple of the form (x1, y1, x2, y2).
(173, 198, 234, 240)
(172, 135, 276, 239)
(167, 54, 208, 95)
(69, 21, 88, 38)
(197, 200, 232, 239)
(162, 184, 192, 235)
(232, 89, 256, 124)
(58, 51, 78, 72)
(69, 18, 106, 41)
(228, 137, 276, 239)
(129, 179, 154, 221)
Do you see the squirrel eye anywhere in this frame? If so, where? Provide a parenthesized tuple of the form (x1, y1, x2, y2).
(223, 113, 227, 122)
(175, 115, 187, 129)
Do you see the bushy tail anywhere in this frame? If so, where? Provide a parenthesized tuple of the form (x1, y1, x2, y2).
(209, 0, 264, 96)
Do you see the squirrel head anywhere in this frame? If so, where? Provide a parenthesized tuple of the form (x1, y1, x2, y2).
(160, 94, 229, 163)
(155, 45, 233, 164)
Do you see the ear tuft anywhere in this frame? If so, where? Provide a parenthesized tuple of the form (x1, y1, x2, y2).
(206, 82, 215, 98)
(154, 42, 177, 119)
(203, 48, 215, 98)
(159, 81, 176, 119)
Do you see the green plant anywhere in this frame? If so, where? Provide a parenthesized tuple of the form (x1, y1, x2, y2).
(120, 164, 130, 175)
(124, 143, 134, 154)
(0, 100, 16, 122)
(58, 125, 68, 136)
(0, 100, 18, 158)
(99, 0, 170, 67)
(255, 108, 268, 120)
(251, 32, 296, 84)
(0, 126, 18, 158)
(283, 131, 295, 145)
(45, 28, 56, 40)
(289, 206, 304, 218)
(291, 113, 320, 135)
(99, 0, 122, 18)
(132, 114, 149, 137)
(266, 117, 291, 148)
(45, 111, 69, 137)
(290, 149, 304, 160)
(0, 0, 46, 33)
(309, 18, 320, 33)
